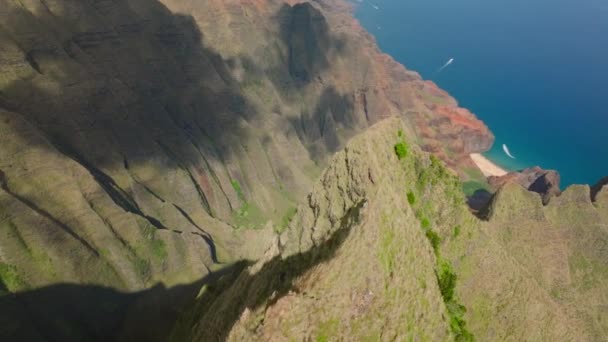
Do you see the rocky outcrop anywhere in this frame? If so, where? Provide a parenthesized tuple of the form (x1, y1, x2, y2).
(489, 166, 561, 204)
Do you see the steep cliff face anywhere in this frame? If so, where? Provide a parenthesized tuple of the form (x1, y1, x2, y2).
(480, 182, 608, 340)
(489, 166, 561, 204)
(0, 0, 493, 339)
(3, 0, 604, 341)
(0, 0, 491, 294)
(171, 118, 608, 341)
(171, 118, 470, 341)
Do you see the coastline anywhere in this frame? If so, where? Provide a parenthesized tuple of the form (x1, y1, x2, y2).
(342, 0, 508, 181)
(470, 153, 508, 177)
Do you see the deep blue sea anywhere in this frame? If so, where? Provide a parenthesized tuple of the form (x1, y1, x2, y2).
(354, 0, 608, 186)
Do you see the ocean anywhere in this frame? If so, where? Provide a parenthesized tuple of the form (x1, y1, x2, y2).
(354, 0, 608, 187)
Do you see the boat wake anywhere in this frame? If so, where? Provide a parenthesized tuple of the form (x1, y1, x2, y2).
(436, 58, 454, 73)
(502, 144, 516, 159)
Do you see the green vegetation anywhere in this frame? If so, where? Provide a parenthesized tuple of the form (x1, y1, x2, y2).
(232, 202, 266, 229)
(316, 318, 339, 342)
(399, 149, 474, 341)
(453, 225, 461, 238)
(0, 262, 26, 294)
(462, 180, 490, 198)
(394, 130, 410, 160)
(461, 166, 491, 198)
(394, 142, 409, 160)
(417, 155, 446, 190)
(379, 217, 398, 275)
(230, 179, 269, 229)
(434, 259, 473, 341)
(413, 154, 466, 208)
(447, 301, 474, 342)
(437, 260, 457, 301)
(407, 191, 416, 205)
(6, 221, 57, 280)
(278, 207, 297, 232)
(231, 179, 245, 201)
(133, 255, 151, 282)
(421, 217, 431, 229)
(151, 238, 168, 260)
(462, 167, 486, 182)
(426, 230, 441, 256)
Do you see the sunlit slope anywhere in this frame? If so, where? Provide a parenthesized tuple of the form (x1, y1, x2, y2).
(174, 117, 606, 341)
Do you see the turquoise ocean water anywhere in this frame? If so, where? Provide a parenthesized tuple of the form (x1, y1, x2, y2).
(354, 0, 608, 186)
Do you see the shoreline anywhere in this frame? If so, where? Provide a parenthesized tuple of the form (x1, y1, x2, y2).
(470, 153, 508, 177)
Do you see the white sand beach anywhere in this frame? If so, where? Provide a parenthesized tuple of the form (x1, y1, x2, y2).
(470, 153, 508, 177)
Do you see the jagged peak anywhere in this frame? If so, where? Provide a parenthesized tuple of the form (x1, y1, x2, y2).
(179, 115, 476, 341)
(280, 116, 405, 257)
(484, 181, 546, 222)
(548, 184, 593, 207)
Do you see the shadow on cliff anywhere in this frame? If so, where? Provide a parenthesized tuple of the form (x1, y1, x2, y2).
(274, 3, 346, 86)
(0, 1, 256, 168)
(0, 0, 357, 218)
(272, 3, 357, 160)
(0, 261, 249, 342)
(0, 2, 361, 338)
(0, 1, 351, 169)
(223, 2, 355, 160)
(172, 200, 365, 341)
(287, 87, 356, 160)
(0, 199, 363, 342)
(467, 189, 493, 213)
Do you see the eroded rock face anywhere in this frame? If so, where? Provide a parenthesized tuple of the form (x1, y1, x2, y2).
(489, 167, 561, 204)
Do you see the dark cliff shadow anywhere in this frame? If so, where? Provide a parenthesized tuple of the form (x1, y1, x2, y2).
(591, 176, 608, 202)
(172, 200, 365, 341)
(0, 0, 255, 168)
(288, 87, 356, 160)
(0, 0, 266, 229)
(0, 199, 363, 342)
(275, 2, 346, 86)
(0, 3, 361, 340)
(226, 3, 353, 161)
(467, 189, 493, 216)
(0, 262, 249, 342)
(0, 0, 349, 171)
(0, 0, 356, 219)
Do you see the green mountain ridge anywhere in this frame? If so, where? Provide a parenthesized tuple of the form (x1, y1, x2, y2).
(0, 0, 492, 294)
(171, 117, 608, 341)
(0, 0, 606, 341)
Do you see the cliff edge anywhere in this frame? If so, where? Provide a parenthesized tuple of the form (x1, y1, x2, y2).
(172, 117, 607, 341)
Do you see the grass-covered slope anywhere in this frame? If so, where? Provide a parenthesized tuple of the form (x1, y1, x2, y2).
(0, 0, 606, 340)
(0, 0, 492, 296)
(172, 117, 607, 341)
(172, 117, 463, 341)
(0, 0, 490, 338)
(479, 183, 608, 340)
